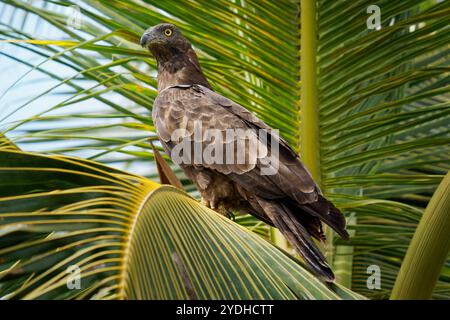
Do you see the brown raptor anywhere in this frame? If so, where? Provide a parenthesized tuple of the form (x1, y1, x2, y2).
(141, 23, 349, 281)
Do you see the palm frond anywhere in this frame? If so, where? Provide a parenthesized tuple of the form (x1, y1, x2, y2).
(0, 149, 363, 300)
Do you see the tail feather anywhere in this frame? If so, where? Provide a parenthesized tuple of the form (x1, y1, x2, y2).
(302, 195, 349, 241)
(255, 196, 335, 282)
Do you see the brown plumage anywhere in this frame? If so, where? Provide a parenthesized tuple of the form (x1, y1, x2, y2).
(141, 23, 349, 281)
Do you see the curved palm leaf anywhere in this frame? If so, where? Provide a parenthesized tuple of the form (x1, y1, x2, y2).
(0, 148, 363, 299)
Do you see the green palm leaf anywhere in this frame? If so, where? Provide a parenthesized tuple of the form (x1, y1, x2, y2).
(0, 149, 362, 300)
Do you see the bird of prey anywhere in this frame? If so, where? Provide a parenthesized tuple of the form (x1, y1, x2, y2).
(141, 23, 349, 281)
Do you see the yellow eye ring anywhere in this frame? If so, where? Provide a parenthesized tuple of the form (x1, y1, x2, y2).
(164, 29, 173, 37)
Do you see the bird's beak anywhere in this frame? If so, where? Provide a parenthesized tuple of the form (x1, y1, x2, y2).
(140, 32, 162, 48)
(140, 33, 151, 48)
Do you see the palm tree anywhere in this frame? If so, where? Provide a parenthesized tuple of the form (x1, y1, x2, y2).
(0, 0, 448, 299)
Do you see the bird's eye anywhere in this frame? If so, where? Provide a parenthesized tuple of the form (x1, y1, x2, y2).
(164, 29, 173, 37)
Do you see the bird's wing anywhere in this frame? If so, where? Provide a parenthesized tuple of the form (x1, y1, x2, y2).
(153, 84, 316, 197)
(153, 85, 347, 238)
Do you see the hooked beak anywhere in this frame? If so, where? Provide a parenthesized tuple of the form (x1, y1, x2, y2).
(140, 32, 163, 48)
(140, 33, 151, 48)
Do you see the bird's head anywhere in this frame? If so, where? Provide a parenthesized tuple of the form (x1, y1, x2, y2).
(140, 23, 190, 59)
(140, 23, 211, 90)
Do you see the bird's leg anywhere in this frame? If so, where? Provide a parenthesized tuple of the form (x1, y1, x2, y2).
(201, 197, 211, 208)
(220, 203, 235, 221)
(209, 195, 219, 210)
(201, 193, 235, 220)
(217, 207, 235, 221)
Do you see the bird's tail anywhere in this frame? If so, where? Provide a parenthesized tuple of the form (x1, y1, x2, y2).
(303, 195, 350, 241)
(255, 196, 335, 282)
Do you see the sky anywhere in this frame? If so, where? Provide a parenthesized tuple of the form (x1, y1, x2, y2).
(0, 1, 156, 177)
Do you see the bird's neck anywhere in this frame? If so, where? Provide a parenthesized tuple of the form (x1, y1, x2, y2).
(156, 47, 211, 92)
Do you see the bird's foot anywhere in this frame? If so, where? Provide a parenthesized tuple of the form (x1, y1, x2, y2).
(224, 209, 235, 221)
(201, 198, 211, 208)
